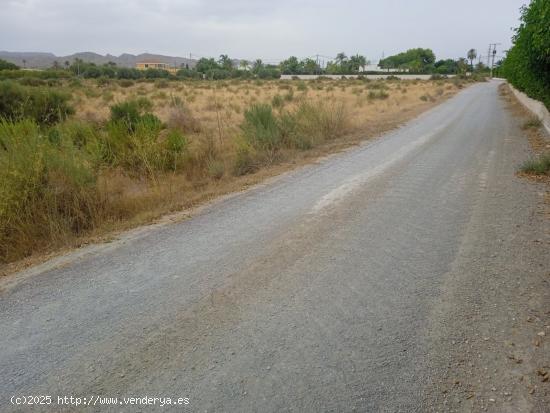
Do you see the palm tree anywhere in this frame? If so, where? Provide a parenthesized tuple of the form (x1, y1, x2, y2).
(336, 52, 347, 64)
(239, 59, 249, 71)
(467, 49, 477, 71)
(349, 54, 368, 72)
(252, 59, 264, 73)
(219, 54, 232, 70)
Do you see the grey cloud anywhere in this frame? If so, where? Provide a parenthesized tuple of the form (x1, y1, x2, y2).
(0, 0, 527, 62)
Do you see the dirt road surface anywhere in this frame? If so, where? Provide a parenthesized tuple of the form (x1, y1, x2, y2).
(1, 80, 548, 412)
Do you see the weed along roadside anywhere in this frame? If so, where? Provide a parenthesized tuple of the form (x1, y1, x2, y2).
(0, 76, 479, 268)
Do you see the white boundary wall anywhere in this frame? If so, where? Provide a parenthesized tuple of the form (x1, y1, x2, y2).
(506, 82, 550, 134)
(279, 74, 454, 81)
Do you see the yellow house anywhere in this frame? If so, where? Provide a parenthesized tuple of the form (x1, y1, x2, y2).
(136, 61, 178, 74)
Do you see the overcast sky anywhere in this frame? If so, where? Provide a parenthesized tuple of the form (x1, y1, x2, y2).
(0, 0, 527, 63)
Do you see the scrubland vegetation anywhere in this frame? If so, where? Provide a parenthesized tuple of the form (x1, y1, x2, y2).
(0, 75, 475, 264)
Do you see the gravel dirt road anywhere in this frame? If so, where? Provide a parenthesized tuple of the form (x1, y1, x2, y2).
(1, 80, 548, 412)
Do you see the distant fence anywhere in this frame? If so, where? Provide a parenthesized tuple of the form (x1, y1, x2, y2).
(279, 74, 455, 81)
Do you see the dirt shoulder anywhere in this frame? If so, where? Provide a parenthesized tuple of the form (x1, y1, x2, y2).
(425, 83, 550, 412)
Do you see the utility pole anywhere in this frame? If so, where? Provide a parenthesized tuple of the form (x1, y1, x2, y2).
(487, 43, 500, 78)
(491, 49, 497, 77)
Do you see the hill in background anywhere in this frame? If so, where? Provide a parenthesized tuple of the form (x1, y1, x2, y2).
(0, 51, 197, 69)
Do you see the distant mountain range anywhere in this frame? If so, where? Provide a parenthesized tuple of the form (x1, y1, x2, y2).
(0, 51, 197, 69)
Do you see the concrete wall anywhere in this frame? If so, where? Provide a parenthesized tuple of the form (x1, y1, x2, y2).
(279, 74, 454, 81)
(507, 83, 550, 134)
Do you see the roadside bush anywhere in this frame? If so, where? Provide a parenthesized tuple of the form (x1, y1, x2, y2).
(0, 119, 101, 262)
(238, 100, 349, 170)
(233, 139, 257, 175)
(289, 101, 348, 146)
(241, 104, 281, 155)
(520, 153, 550, 175)
(521, 117, 542, 130)
(0, 80, 74, 125)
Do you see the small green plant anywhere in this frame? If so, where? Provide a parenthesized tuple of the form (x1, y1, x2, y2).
(520, 153, 550, 175)
(284, 89, 294, 102)
(233, 139, 257, 176)
(118, 79, 134, 88)
(521, 117, 542, 130)
(296, 81, 308, 91)
(271, 94, 284, 108)
(207, 159, 225, 179)
(368, 90, 389, 100)
(241, 104, 281, 155)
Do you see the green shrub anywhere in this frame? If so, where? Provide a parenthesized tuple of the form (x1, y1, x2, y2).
(0, 80, 74, 125)
(164, 129, 188, 171)
(109, 98, 157, 132)
(284, 89, 294, 102)
(521, 117, 542, 130)
(236, 100, 349, 173)
(0, 119, 101, 262)
(368, 90, 389, 100)
(271, 94, 284, 108)
(520, 153, 550, 175)
(241, 104, 281, 153)
(296, 81, 308, 91)
(0, 59, 18, 71)
(233, 139, 257, 175)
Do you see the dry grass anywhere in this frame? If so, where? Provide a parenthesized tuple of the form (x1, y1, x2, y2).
(1, 77, 465, 271)
(499, 83, 550, 183)
(73, 78, 458, 137)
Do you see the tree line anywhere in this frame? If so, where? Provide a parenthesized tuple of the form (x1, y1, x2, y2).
(0, 47, 491, 80)
(499, 0, 549, 109)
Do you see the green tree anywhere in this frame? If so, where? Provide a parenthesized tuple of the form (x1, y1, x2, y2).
(252, 59, 264, 74)
(0, 59, 18, 71)
(379, 48, 436, 73)
(500, 0, 550, 108)
(218, 54, 233, 70)
(348, 54, 368, 73)
(302, 58, 320, 74)
(279, 56, 302, 74)
(195, 57, 219, 73)
(239, 60, 249, 70)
